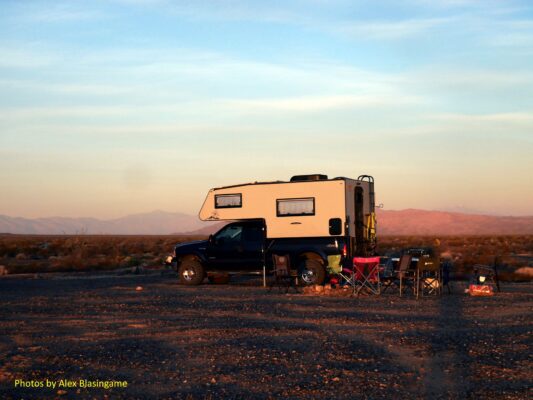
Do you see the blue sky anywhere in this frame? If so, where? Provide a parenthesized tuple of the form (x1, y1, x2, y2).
(1, 0, 532, 218)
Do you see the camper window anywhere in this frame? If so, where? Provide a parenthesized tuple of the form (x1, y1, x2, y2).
(277, 198, 315, 217)
(329, 218, 342, 235)
(215, 193, 242, 208)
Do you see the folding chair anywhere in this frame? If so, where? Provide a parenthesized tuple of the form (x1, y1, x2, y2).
(397, 254, 416, 297)
(353, 257, 381, 295)
(326, 254, 342, 285)
(269, 254, 298, 293)
(417, 257, 441, 298)
(338, 260, 356, 291)
(327, 255, 342, 275)
(379, 256, 396, 293)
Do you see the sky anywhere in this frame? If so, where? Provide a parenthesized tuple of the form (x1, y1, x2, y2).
(1, 0, 532, 219)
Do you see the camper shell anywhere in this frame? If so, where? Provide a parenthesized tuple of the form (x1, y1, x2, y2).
(199, 174, 376, 251)
(171, 174, 377, 286)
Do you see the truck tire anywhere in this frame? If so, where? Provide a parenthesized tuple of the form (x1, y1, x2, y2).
(178, 259, 205, 285)
(298, 259, 326, 286)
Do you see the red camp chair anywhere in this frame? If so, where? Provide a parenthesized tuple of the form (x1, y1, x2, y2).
(338, 263, 356, 291)
(353, 257, 381, 295)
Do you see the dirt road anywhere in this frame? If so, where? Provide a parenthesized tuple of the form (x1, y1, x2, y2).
(0, 274, 531, 399)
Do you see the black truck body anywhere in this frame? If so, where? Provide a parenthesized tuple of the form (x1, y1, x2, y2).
(171, 219, 349, 285)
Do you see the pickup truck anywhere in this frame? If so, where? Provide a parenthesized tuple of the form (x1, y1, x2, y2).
(168, 219, 347, 285)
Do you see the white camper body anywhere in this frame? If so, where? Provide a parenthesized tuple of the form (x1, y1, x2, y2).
(199, 175, 376, 244)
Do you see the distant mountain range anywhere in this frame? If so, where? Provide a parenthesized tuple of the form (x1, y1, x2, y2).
(0, 211, 215, 235)
(0, 209, 531, 235)
(376, 209, 533, 235)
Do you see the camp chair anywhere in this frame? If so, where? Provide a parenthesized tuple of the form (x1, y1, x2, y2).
(338, 260, 357, 291)
(417, 257, 441, 298)
(379, 256, 396, 293)
(327, 255, 342, 275)
(269, 254, 298, 293)
(326, 254, 342, 285)
(397, 254, 416, 297)
(353, 257, 381, 295)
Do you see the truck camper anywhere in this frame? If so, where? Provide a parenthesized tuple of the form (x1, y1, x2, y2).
(170, 174, 377, 286)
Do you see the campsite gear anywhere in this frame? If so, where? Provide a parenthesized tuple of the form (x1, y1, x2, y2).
(327, 254, 342, 287)
(379, 256, 397, 293)
(327, 255, 342, 274)
(379, 257, 394, 278)
(417, 257, 442, 298)
(398, 255, 417, 297)
(353, 257, 381, 295)
(269, 254, 298, 293)
(469, 284, 494, 296)
(471, 264, 500, 292)
(339, 263, 356, 291)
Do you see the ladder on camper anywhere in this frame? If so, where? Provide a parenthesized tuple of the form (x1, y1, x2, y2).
(357, 175, 377, 255)
(357, 175, 375, 212)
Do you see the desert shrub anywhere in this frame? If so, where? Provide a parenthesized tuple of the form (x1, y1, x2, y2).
(2, 234, 531, 276)
(124, 256, 140, 267)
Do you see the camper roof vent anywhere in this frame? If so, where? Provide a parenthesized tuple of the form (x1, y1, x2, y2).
(290, 174, 328, 182)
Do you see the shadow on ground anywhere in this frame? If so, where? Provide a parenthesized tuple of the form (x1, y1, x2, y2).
(0, 275, 531, 399)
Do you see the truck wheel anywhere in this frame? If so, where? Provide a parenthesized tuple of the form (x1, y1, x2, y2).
(298, 259, 326, 286)
(178, 259, 205, 285)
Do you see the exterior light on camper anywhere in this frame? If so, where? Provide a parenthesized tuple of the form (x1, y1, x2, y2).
(342, 244, 347, 258)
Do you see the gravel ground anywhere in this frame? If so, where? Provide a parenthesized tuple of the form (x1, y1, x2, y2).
(0, 274, 531, 399)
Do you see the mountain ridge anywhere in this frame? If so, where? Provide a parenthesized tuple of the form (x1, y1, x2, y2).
(0, 209, 531, 235)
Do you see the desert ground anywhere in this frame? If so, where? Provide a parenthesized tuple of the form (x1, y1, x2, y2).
(0, 271, 531, 399)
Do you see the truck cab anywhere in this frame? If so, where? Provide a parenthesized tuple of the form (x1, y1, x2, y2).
(172, 220, 264, 285)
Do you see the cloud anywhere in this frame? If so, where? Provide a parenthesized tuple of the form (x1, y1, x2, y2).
(0, 40, 409, 101)
(0, 105, 145, 120)
(13, 3, 105, 22)
(0, 80, 133, 96)
(407, 67, 533, 89)
(0, 44, 59, 68)
(219, 93, 421, 113)
(0, 91, 417, 122)
(336, 17, 452, 40)
(430, 112, 533, 125)
(491, 32, 533, 48)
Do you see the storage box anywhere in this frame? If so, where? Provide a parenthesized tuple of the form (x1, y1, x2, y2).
(469, 284, 494, 296)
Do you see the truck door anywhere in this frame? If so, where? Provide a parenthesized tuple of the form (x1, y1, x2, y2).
(206, 222, 264, 271)
(207, 223, 245, 270)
